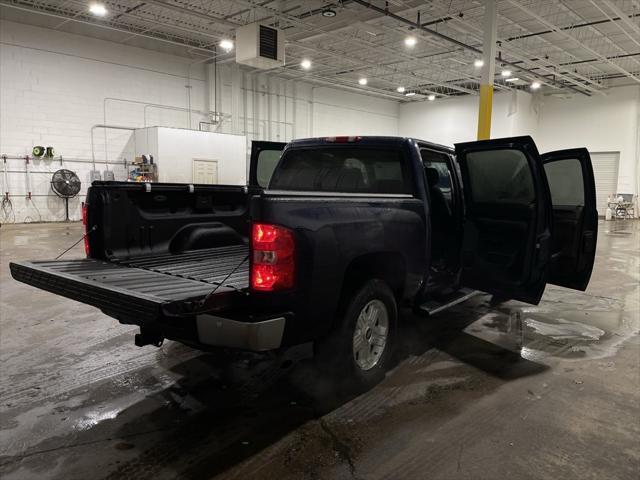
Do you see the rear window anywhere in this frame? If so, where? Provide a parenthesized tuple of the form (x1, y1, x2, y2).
(269, 147, 411, 194)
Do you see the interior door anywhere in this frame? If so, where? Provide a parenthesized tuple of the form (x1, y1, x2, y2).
(455, 136, 552, 304)
(193, 159, 218, 184)
(248, 141, 287, 188)
(541, 148, 597, 291)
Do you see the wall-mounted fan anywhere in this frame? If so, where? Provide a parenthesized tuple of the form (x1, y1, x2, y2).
(51, 169, 81, 221)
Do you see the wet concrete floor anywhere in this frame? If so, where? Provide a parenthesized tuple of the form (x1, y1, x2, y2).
(0, 220, 638, 480)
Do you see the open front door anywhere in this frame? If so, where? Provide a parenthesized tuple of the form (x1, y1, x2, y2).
(541, 148, 598, 291)
(455, 136, 552, 304)
(248, 141, 287, 188)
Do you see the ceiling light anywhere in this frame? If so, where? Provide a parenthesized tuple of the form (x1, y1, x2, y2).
(505, 77, 520, 83)
(530, 81, 541, 90)
(397, 86, 406, 93)
(358, 78, 368, 85)
(404, 36, 417, 47)
(322, 8, 337, 17)
(89, 2, 107, 16)
(219, 39, 234, 52)
(501, 69, 512, 77)
(405, 91, 416, 97)
(474, 59, 484, 68)
(300, 59, 312, 70)
(427, 94, 436, 101)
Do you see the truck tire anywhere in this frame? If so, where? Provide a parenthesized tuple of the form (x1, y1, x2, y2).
(314, 279, 397, 389)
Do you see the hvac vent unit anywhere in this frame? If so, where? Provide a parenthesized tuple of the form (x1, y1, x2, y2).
(235, 23, 284, 69)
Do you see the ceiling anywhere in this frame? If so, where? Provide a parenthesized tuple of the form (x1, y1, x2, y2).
(1, 0, 639, 100)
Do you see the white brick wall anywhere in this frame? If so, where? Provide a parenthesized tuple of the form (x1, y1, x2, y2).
(0, 20, 207, 222)
(0, 19, 401, 223)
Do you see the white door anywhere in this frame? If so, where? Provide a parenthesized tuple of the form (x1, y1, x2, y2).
(590, 152, 620, 214)
(193, 159, 218, 184)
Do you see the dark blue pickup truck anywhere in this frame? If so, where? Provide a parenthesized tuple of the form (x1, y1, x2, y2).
(11, 135, 597, 384)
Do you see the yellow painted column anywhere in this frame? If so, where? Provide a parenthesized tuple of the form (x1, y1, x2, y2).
(477, 0, 497, 140)
(477, 84, 494, 140)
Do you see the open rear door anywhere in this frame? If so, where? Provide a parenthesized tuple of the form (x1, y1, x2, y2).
(455, 136, 552, 304)
(541, 148, 597, 291)
(248, 141, 287, 188)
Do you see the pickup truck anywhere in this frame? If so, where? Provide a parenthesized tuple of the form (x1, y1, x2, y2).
(11, 135, 597, 385)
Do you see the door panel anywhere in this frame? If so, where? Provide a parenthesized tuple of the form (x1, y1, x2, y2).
(541, 148, 597, 291)
(455, 136, 551, 305)
(248, 141, 287, 188)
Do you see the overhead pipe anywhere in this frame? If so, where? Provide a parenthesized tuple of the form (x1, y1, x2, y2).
(350, 0, 591, 96)
(90, 125, 137, 170)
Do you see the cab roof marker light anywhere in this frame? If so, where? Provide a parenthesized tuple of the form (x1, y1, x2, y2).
(325, 136, 362, 143)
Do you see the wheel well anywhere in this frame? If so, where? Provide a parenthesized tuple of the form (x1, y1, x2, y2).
(341, 252, 407, 304)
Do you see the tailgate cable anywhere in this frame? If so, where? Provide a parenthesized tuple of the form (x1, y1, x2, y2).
(162, 254, 249, 317)
(198, 254, 249, 306)
(55, 225, 97, 259)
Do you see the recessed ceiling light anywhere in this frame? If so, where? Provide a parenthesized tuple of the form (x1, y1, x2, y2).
(405, 91, 416, 97)
(474, 59, 484, 68)
(219, 39, 234, 51)
(358, 78, 368, 85)
(322, 8, 337, 17)
(300, 59, 312, 70)
(501, 69, 512, 77)
(404, 36, 417, 47)
(505, 77, 520, 82)
(427, 94, 436, 101)
(530, 81, 541, 90)
(89, 2, 107, 16)
(397, 86, 406, 93)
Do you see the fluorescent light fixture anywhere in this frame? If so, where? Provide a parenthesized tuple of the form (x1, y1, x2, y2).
(300, 59, 312, 70)
(427, 94, 436, 101)
(505, 77, 520, 82)
(474, 59, 484, 68)
(405, 91, 416, 97)
(530, 81, 541, 90)
(501, 69, 512, 77)
(397, 86, 406, 93)
(404, 36, 417, 47)
(358, 78, 368, 85)
(219, 39, 234, 51)
(89, 2, 107, 16)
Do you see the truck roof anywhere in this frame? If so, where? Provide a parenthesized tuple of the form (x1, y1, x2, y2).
(287, 136, 455, 155)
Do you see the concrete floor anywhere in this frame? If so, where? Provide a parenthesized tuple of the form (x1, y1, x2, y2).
(0, 220, 638, 480)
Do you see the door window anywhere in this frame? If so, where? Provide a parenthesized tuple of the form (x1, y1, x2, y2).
(421, 149, 454, 209)
(256, 149, 282, 187)
(465, 149, 535, 204)
(543, 158, 585, 205)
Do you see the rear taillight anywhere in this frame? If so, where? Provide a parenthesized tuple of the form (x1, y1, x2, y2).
(251, 223, 295, 291)
(81, 202, 90, 257)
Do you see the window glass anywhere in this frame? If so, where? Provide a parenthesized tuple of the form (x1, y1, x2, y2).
(269, 147, 410, 194)
(256, 149, 283, 187)
(466, 149, 535, 204)
(543, 158, 584, 205)
(421, 149, 453, 207)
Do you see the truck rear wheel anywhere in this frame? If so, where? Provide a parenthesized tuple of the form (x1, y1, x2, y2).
(314, 279, 397, 388)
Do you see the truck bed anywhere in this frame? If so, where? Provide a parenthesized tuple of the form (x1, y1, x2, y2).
(10, 244, 249, 323)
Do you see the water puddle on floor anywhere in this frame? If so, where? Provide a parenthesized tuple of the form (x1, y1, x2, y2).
(463, 306, 633, 364)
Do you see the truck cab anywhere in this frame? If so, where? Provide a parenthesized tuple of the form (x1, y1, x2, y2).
(10, 135, 597, 386)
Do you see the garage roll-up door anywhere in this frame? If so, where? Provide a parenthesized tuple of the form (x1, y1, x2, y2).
(590, 152, 620, 215)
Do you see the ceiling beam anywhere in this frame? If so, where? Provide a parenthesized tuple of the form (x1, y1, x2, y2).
(350, 0, 591, 96)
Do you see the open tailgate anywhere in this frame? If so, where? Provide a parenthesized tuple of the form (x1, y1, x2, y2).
(10, 245, 249, 323)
